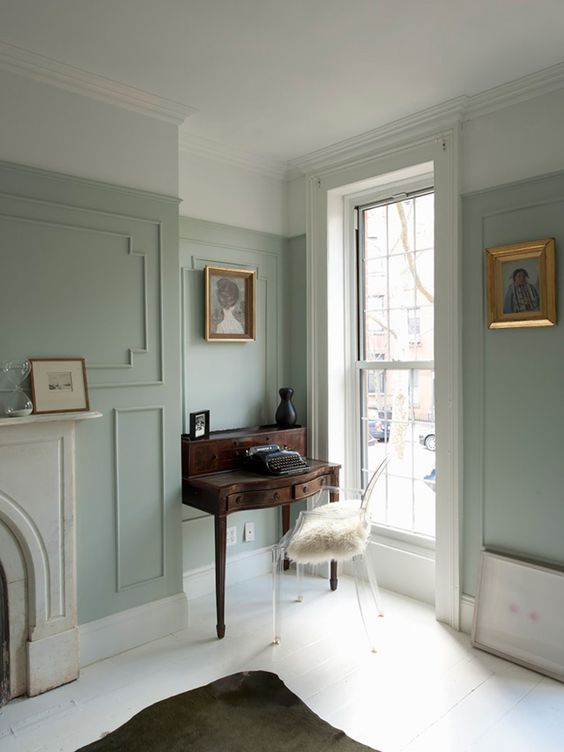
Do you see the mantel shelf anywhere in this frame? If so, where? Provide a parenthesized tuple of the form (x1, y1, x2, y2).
(0, 410, 102, 428)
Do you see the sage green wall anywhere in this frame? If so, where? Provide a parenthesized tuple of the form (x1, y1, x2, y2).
(462, 170, 564, 596)
(179, 218, 308, 568)
(0, 161, 182, 624)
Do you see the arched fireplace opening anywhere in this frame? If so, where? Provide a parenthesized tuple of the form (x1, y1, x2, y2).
(0, 563, 9, 707)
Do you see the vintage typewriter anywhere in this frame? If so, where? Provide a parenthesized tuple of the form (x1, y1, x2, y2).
(244, 443, 310, 476)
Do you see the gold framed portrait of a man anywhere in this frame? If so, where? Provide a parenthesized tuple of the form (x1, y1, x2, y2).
(485, 238, 556, 329)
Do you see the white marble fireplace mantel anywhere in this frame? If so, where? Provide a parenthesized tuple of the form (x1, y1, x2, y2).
(0, 411, 102, 428)
(0, 411, 101, 698)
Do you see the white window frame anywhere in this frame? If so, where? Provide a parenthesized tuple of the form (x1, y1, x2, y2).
(357, 188, 434, 544)
(305, 129, 462, 628)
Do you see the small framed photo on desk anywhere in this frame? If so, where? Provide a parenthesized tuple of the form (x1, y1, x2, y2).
(189, 410, 210, 440)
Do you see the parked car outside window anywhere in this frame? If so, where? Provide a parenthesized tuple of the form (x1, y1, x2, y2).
(368, 410, 392, 443)
(418, 429, 435, 451)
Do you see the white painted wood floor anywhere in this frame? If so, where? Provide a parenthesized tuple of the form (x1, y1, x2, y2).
(2, 573, 564, 752)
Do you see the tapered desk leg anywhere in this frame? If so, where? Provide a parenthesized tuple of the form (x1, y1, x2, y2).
(214, 515, 227, 639)
(330, 560, 338, 591)
(330, 486, 338, 590)
(282, 504, 290, 571)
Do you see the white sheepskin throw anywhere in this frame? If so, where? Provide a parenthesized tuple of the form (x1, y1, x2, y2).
(286, 501, 369, 564)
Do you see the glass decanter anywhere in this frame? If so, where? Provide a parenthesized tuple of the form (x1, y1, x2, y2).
(0, 360, 33, 417)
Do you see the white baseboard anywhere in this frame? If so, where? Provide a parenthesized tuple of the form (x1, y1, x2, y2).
(459, 594, 475, 634)
(366, 539, 436, 606)
(79, 592, 188, 668)
(183, 546, 272, 601)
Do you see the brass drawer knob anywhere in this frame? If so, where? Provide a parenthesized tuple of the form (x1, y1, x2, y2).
(273, 492, 280, 501)
(302, 485, 308, 493)
(236, 496, 243, 504)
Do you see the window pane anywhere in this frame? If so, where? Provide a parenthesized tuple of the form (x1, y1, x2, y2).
(359, 191, 434, 539)
(415, 193, 434, 251)
(365, 206, 387, 258)
(387, 199, 414, 258)
(414, 480, 435, 536)
(415, 249, 434, 303)
(388, 254, 415, 309)
(384, 475, 413, 530)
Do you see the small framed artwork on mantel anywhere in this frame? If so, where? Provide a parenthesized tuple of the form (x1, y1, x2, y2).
(30, 358, 90, 414)
(189, 410, 210, 441)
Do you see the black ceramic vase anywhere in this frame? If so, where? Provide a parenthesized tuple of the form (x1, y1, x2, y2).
(275, 387, 297, 428)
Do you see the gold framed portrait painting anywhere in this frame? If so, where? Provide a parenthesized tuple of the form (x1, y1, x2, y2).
(485, 238, 556, 329)
(204, 265, 256, 342)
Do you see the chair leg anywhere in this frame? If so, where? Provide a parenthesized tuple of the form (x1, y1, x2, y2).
(272, 544, 284, 645)
(352, 553, 384, 653)
(296, 562, 304, 602)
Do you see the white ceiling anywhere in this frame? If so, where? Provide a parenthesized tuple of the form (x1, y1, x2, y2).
(1, 0, 564, 164)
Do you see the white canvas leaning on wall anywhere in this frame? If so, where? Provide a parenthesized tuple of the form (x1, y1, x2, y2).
(472, 551, 564, 682)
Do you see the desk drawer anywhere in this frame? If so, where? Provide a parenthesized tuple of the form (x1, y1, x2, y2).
(293, 474, 328, 500)
(227, 486, 292, 511)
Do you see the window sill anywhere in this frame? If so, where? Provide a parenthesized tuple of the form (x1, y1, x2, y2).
(370, 523, 435, 557)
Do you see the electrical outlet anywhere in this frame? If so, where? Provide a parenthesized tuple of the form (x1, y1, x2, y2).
(244, 522, 255, 542)
(226, 526, 237, 546)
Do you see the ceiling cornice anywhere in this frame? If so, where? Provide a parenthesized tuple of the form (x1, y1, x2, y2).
(288, 60, 564, 177)
(286, 97, 468, 179)
(178, 132, 288, 180)
(0, 39, 196, 125)
(3, 35, 563, 176)
(464, 59, 564, 120)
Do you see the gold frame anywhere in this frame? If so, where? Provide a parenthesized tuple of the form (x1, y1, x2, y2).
(485, 238, 556, 329)
(204, 265, 256, 341)
(30, 358, 90, 414)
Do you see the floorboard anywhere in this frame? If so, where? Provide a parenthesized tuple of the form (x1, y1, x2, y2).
(1, 574, 563, 752)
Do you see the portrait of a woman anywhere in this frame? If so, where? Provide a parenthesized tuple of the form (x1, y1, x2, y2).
(205, 265, 256, 341)
(214, 276, 245, 334)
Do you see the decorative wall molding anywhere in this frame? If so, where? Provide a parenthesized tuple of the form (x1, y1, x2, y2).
(0, 197, 164, 387)
(79, 592, 188, 668)
(0, 160, 181, 204)
(464, 60, 564, 121)
(185, 60, 564, 181)
(289, 99, 467, 178)
(0, 39, 196, 125)
(114, 406, 165, 590)
(178, 132, 287, 180)
(0, 159, 182, 637)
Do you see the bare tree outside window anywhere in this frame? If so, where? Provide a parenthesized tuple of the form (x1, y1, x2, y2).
(359, 192, 435, 537)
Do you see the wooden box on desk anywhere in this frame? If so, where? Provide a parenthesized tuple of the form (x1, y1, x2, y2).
(181, 425, 307, 479)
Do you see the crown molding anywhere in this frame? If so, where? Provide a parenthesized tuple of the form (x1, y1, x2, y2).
(0, 40, 196, 125)
(286, 97, 468, 178)
(288, 60, 564, 178)
(178, 132, 288, 180)
(464, 60, 564, 120)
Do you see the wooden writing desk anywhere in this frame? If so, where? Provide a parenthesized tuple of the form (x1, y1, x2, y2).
(181, 426, 340, 638)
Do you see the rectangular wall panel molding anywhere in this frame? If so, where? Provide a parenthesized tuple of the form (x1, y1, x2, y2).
(0, 160, 182, 626)
(462, 169, 564, 596)
(114, 407, 165, 590)
(0, 200, 163, 388)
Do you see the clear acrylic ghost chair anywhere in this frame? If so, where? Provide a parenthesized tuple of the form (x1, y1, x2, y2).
(272, 457, 389, 651)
